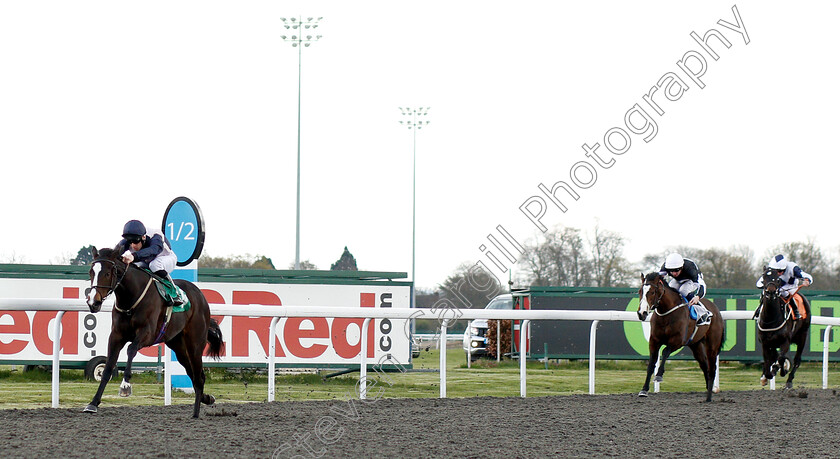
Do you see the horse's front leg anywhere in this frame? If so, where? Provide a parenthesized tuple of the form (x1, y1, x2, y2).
(639, 343, 660, 397)
(119, 341, 140, 397)
(760, 345, 778, 386)
(84, 333, 125, 413)
(654, 346, 674, 383)
(777, 340, 792, 379)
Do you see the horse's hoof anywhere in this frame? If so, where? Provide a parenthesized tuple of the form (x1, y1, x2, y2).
(83, 404, 98, 413)
(653, 375, 663, 383)
(205, 394, 216, 406)
(784, 382, 793, 390)
(638, 390, 649, 397)
(119, 381, 132, 397)
(760, 375, 768, 386)
(712, 386, 720, 394)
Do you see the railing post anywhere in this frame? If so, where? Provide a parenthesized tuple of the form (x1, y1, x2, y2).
(520, 319, 530, 397)
(165, 347, 172, 405)
(824, 325, 832, 389)
(497, 320, 501, 363)
(51, 311, 65, 408)
(360, 318, 371, 400)
(268, 316, 280, 402)
(589, 320, 599, 395)
(440, 321, 447, 398)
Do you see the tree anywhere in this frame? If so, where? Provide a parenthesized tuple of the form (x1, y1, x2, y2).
(438, 262, 504, 309)
(70, 245, 96, 266)
(288, 259, 318, 270)
(517, 224, 634, 287)
(199, 254, 275, 269)
(589, 225, 631, 287)
(330, 247, 358, 271)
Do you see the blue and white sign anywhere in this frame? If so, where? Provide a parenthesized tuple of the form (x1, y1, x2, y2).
(162, 196, 204, 392)
(162, 196, 205, 267)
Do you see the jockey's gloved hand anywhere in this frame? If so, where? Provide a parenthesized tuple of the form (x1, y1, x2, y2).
(121, 251, 134, 264)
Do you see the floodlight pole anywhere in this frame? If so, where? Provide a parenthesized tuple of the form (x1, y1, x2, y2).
(280, 16, 323, 270)
(399, 107, 430, 308)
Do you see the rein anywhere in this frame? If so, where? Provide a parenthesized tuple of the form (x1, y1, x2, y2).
(91, 257, 151, 315)
(757, 288, 791, 332)
(645, 282, 686, 316)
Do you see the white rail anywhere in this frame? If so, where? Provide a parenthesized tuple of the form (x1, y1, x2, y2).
(1, 299, 838, 407)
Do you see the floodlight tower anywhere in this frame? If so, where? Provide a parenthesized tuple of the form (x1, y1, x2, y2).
(399, 106, 430, 307)
(280, 16, 323, 270)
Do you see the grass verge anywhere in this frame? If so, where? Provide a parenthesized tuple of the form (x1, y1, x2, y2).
(1, 347, 838, 410)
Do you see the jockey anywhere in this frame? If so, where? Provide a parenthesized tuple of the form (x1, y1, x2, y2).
(659, 252, 712, 326)
(118, 220, 184, 307)
(754, 254, 812, 320)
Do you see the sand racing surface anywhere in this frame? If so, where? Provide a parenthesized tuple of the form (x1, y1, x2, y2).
(1, 389, 839, 458)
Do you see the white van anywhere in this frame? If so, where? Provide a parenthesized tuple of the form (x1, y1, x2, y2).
(462, 294, 513, 362)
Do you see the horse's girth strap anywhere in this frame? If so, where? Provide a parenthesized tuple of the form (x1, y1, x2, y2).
(116, 277, 154, 313)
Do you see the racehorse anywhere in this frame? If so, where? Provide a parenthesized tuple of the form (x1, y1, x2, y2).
(83, 246, 223, 417)
(636, 272, 725, 402)
(756, 268, 811, 389)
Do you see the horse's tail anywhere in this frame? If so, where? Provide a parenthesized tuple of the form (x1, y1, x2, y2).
(206, 318, 224, 360)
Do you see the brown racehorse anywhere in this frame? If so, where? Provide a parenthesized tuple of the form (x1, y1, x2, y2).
(636, 272, 725, 402)
(756, 268, 811, 389)
(83, 246, 223, 417)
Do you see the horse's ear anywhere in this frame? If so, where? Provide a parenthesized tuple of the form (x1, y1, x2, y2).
(640, 273, 644, 283)
(91, 246, 98, 259)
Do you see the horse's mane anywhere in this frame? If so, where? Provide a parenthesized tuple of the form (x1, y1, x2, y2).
(644, 272, 680, 295)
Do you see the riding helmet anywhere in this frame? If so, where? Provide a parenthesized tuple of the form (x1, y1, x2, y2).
(768, 254, 786, 270)
(122, 220, 147, 238)
(664, 253, 684, 270)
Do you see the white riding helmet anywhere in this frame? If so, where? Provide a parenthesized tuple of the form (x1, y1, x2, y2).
(768, 254, 787, 270)
(664, 253, 684, 270)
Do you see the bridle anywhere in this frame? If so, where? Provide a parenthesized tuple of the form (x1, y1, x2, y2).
(644, 280, 685, 316)
(88, 258, 128, 301)
(758, 275, 790, 332)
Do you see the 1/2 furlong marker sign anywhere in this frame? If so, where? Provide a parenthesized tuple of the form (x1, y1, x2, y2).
(162, 196, 205, 268)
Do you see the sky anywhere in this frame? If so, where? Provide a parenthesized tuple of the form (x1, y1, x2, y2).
(1, 1, 838, 290)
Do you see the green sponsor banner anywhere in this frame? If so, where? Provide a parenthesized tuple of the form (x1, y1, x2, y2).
(527, 287, 840, 362)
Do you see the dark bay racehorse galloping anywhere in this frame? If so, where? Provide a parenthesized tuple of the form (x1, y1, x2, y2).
(756, 268, 811, 389)
(636, 272, 725, 402)
(84, 247, 223, 417)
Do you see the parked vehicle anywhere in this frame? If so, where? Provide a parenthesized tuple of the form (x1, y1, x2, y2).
(462, 294, 513, 362)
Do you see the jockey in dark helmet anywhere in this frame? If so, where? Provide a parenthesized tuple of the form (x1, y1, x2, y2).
(118, 219, 185, 307)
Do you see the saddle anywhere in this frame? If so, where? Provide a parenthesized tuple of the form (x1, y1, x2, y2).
(784, 293, 807, 320)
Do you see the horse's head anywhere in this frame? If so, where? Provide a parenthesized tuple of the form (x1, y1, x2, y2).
(760, 267, 785, 316)
(761, 268, 783, 295)
(85, 246, 127, 313)
(637, 272, 665, 321)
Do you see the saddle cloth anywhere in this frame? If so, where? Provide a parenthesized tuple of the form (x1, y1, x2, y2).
(146, 271, 191, 313)
(785, 293, 806, 320)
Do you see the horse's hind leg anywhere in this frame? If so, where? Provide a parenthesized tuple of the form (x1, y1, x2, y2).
(84, 334, 125, 413)
(785, 332, 807, 389)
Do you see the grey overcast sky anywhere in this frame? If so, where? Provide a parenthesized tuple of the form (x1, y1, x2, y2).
(1, 1, 837, 289)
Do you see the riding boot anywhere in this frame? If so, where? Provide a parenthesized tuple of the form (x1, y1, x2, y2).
(789, 297, 801, 320)
(154, 270, 179, 307)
